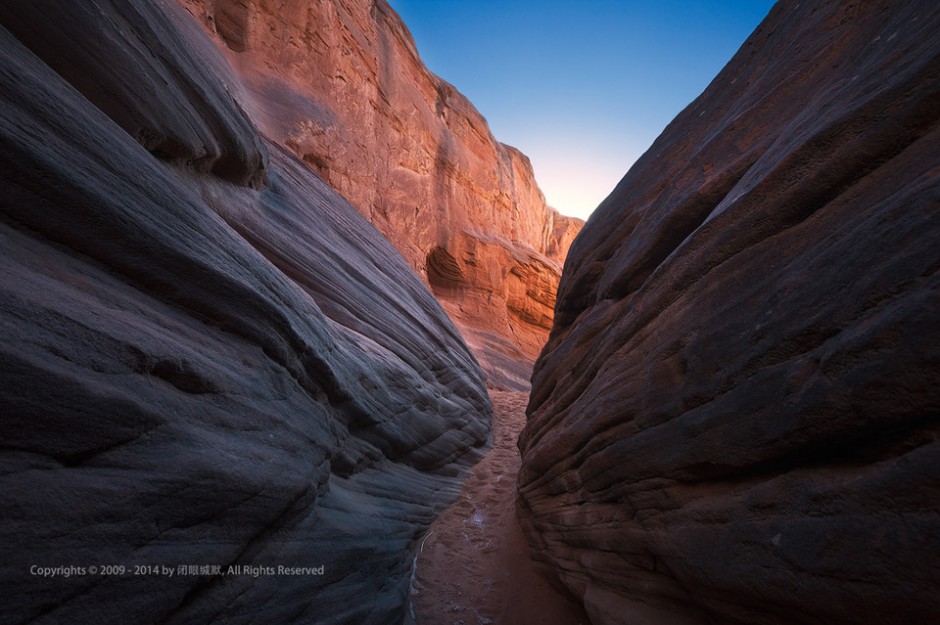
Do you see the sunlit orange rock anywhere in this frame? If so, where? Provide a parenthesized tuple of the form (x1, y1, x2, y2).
(518, 1, 940, 623)
(179, 0, 583, 389)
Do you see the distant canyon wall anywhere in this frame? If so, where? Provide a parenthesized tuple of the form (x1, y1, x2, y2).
(0, 1, 492, 623)
(179, 0, 583, 389)
(518, 1, 940, 624)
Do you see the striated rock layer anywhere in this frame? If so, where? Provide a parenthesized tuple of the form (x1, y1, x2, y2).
(178, 0, 583, 390)
(0, 2, 491, 623)
(518, 1, 940, 624)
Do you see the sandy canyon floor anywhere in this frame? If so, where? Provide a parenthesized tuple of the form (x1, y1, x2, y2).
(409, 391, 589, 625)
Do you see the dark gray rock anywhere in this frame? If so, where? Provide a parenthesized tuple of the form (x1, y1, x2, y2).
(0, 4, 490, 623)
(0, 0, 267, 186)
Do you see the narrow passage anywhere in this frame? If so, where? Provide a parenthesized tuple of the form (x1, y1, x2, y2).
(409, 390, 588, 625)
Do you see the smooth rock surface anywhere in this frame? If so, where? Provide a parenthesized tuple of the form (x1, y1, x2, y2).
(0, 0, 267, 187)
(178, 0, 583, 390)
(518, 1, 940, 624)
(0, 3, 490, 623)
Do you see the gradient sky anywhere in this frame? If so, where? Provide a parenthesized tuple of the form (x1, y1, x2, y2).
(386, 0, 777, 220)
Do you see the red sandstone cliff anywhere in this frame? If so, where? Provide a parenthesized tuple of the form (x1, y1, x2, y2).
(518, 1, 940, 624)
(179, 0, 583, 389)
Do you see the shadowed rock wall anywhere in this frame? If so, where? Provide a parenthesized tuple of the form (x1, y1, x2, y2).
(0, 2, 490, 623)
(178, 0, 583, 390)
(518, 1, 940, 624)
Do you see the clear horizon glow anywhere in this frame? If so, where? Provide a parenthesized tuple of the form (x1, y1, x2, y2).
(386, 0, 776, 221)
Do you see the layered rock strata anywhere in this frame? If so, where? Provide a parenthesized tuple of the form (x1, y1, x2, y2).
(178, 0, 583, 389)
(0, 2, 491, 623)
(518, 1, 940, 624)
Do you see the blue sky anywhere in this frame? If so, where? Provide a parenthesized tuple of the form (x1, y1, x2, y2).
(385, 0, 776, 220)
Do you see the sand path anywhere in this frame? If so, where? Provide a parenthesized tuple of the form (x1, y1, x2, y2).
(408, 390, 588, 625)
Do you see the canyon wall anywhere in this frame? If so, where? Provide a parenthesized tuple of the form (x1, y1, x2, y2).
(0, 2, 491, 623)
(177, 0, 583, 390)
(518, 1, 940, 624)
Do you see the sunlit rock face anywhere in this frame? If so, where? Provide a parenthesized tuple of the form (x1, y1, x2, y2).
(518, 1, 940, 624)
(178, 0, 583, 390)
(0, 2, 491, 623)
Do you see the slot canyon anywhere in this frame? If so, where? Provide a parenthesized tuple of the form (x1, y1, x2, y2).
(1, 1, 937, 625)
